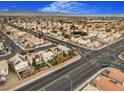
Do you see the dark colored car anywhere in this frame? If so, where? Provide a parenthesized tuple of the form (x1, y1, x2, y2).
(101, 63, 111, 68)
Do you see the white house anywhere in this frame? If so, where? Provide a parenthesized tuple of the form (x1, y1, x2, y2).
(26, 51, 44, 66)
(0, 60, 9, 76)
(33, 54, 43, 65)
(41, 51, 54, 62)
(14, 60, 30, 73)
(9, 54, 30, 75)
(57, 44, 70, 54)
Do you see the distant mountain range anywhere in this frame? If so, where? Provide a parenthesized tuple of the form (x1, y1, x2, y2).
(0, 10, 124, 17)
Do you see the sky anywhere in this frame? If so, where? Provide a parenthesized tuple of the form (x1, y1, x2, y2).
(0, 1, 124, 15)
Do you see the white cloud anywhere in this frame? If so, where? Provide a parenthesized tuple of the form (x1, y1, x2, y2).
(3, 9, 9, 11)
(39, 1, 96, 14)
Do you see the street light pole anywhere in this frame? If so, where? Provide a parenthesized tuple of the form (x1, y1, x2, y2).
(65, 75, 72, 91)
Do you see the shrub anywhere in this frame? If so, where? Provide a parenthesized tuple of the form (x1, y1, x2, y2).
(72, 31, 88, 36)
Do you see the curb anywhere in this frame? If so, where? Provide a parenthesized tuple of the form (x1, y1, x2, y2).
(47, 34, 124, 51)
(75, 67, 114, 91)
(0, 29, 52, 51)
(10, 54, 81, 90)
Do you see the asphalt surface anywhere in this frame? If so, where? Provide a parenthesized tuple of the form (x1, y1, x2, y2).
(0, 29, 22, 61)
(1, 22, 124, 91)
(0, 28, 54, 61)
(7, 23, 124, 91)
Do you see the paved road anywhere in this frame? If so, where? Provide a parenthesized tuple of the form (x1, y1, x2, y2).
(0, 28, 54, 61)
(0, 29, 22, 61)
(8, 23, 124, 91)
(10, 24, 93, 56)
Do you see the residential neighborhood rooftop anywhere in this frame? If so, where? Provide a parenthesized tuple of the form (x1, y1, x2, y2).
(82, 68, 124, 91)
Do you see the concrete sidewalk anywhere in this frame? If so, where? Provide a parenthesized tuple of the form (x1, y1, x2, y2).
(118, 52, 124, 61)
(75, 67, 114, 91)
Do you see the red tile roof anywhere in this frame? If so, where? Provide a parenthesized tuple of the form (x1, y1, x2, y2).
(108, 69, 124, 83)
(96, 76, 124, 91)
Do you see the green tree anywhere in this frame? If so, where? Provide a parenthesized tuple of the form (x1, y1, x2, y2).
(56, 55, 60, 64)
(63, 51, 67, 58)
(6, 31, 11, 35)
(68, 51, 76, 58)
(32, 58, 36, 67)
(72, 31, 88, 36)
(81, 32, 88, 36)
(64, 34, 71, 39)
(54, 53, 65, 64)
(59, 52, 65, 63)
(70, 24, 75, 32)
(51, 56, 57, 66)
(60, 27, 63, 31)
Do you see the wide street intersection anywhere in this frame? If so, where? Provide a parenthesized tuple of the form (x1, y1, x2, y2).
(1, 23, 124, 91)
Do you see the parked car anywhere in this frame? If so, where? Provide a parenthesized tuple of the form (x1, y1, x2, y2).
(101, 63, 111, 68)
(0, 75, 6, 85)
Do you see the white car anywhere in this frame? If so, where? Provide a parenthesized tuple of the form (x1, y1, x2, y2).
(0, 76, 6, 84)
